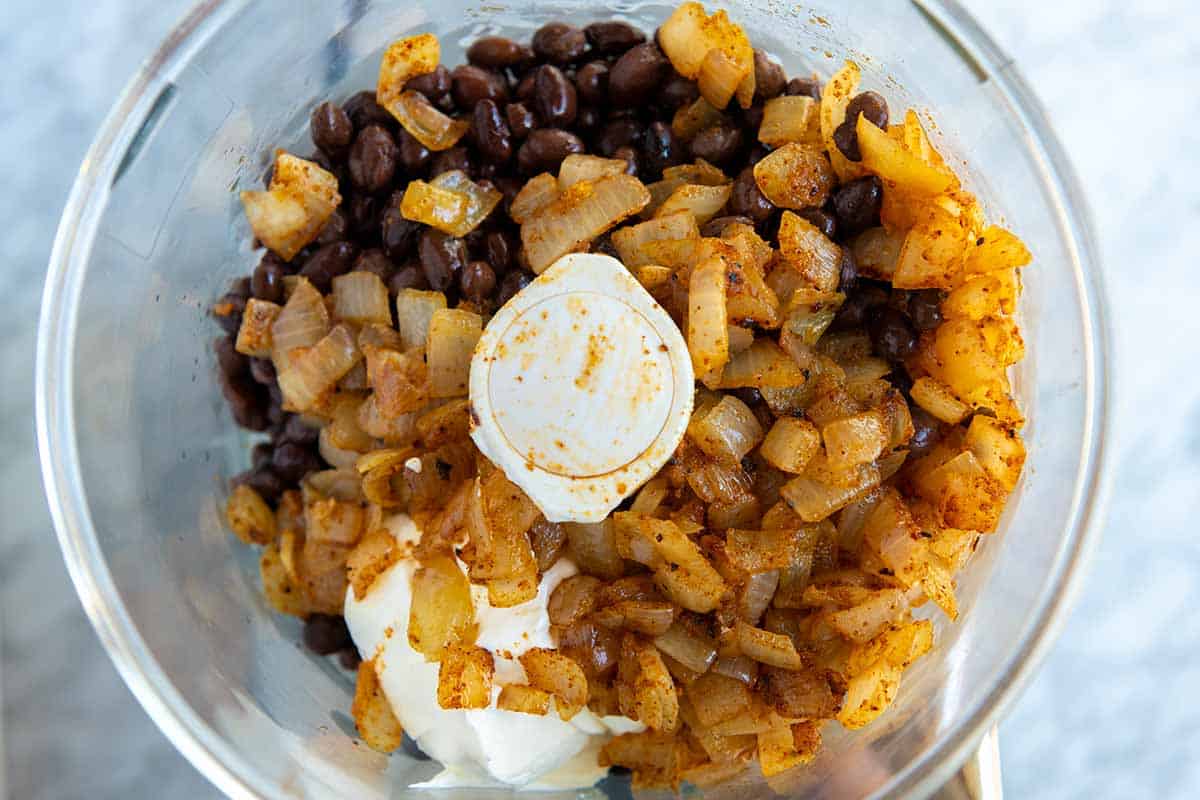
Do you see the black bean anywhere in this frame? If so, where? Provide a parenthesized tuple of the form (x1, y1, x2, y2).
(249, 357, 276, 386)
(272, 441, 322, 483)
(496, 269, 534, 306)
(484, 230, 516, 275)
(869, 307, 918, 363)
(468, 36, 533, 69)
(215, 335, 248, 377)
(785, 76, 821, 100)
(300, 241, 358, 292)
(641, 121, 683, 179)
(339, 647, 362, 670)
(575, 106, 602, 134)
(275, 414, 319, 446)
(574, 61, 609, 107)
(505, 102, 537, 139)
(233, 466, 283, 503)
(729, 166, 774, 223)
(690, 123, 743, 165)
(515, 72, 537, 103)
(493, 176, 524, 213)
(310, 101, 353, 157)
(303, 614, 354, 656)
(471, 99, 513, 163)
(595, 117, 643, 157)
(348, 125, 398, 192)
(609, 43, 668, 108)
(832, 281, 890, 331)
(430, 147, 474, 178)
(753, 51, 787, 101)
(341, 91, 392, 131)
(347, 193, 380, 236)
(747, 143, 771, 167)
(532, 22, 589, 64)
(846, 91, 889, 130)
(220, 371, 269, 431)
(659, 75, 699, 110)
(831, 175, 883, 238)
(584, 21, 646, 55)
(798, 208, 837, 240)
(908, 290, 944, 332)
(838, 248, 859, 293)
(418, 229, 467, 291)
(833, 119, 861, 162)
(451, 65, 509, 110)
(516, 128, 584, 174)
(909, 407, 943, 456)
(354, 248, 396, 283)
(379, 205, 419, 265)
(460, 260, 498, 303)
(740, 103, 765, 131)
(700, 215, 755, 238)
(613, 145, 639, 176)
(251, 442, 274, 470)
(316, 208, 350, 245)
(533, 65, 577, 127)
(405, 64, 452, 99)
(390, 264, 430, 293)
(249, 254, 285, 304)
(395, 128, 431, 176)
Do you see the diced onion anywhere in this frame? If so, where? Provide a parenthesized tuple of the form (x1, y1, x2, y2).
(612, 211, 699, 268)
(509, 172, 560, 224)
(271, 277, 330, 371)
(736, 620, 802, 670)
(521, 174, 650, 273)
(391, 90, 469, 151)
(711, 655, 758, 685)
(409, 555, 475, 660)
(689, 395, 763, 464)
(225, 484, 276, 545)
(716, 339, 806, 390)
(548, 574, 602, 627)
(654, 621, 718, 674)
(563, 519, 625, 579)
(752, 143, 836, 210)
(738, 570, 779, 623)
(377, 33, 441, 112)
(364, 346, 428, 417)
(759, 417, 821, 474)
(394, 288, 447, 351)
(697, 47, 748, 109)
(777, 211, 843, 293)
(235, 298, 281, 358)
(758, 95, 819, 147)
(277, 324, 362, 411)
(671, 96, 724, 141)
(654, 183, 732, 225)
(686, 671, 751, 727)
(687, 256, 730, 378)
(400, 179, 469, 232)
(497, 684, 552, 716)
(426, 308, 482, 398)
(430, 170, 503, 236)
(437, 644, 494, 709)
(332, 271, 391, 325)
(241, 153, 341, 261)
(558, 154, 629, 191)
(522, 647, 589, 721)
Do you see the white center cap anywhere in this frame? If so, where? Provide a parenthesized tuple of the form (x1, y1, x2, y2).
(469, 253, 694, 523)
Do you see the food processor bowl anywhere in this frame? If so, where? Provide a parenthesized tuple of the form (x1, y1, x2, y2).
(37, 0, 1110, 797)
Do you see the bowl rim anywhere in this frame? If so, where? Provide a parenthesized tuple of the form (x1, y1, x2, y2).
(35, 1, 1112, 797)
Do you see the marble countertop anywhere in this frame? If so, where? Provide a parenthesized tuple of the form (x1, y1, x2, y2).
(2, 0, 1196, 798)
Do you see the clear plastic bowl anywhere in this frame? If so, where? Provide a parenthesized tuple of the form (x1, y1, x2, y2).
(36, 1, 1111, 797)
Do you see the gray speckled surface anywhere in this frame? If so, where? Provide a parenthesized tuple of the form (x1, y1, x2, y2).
(1, 1, 1197, 798)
